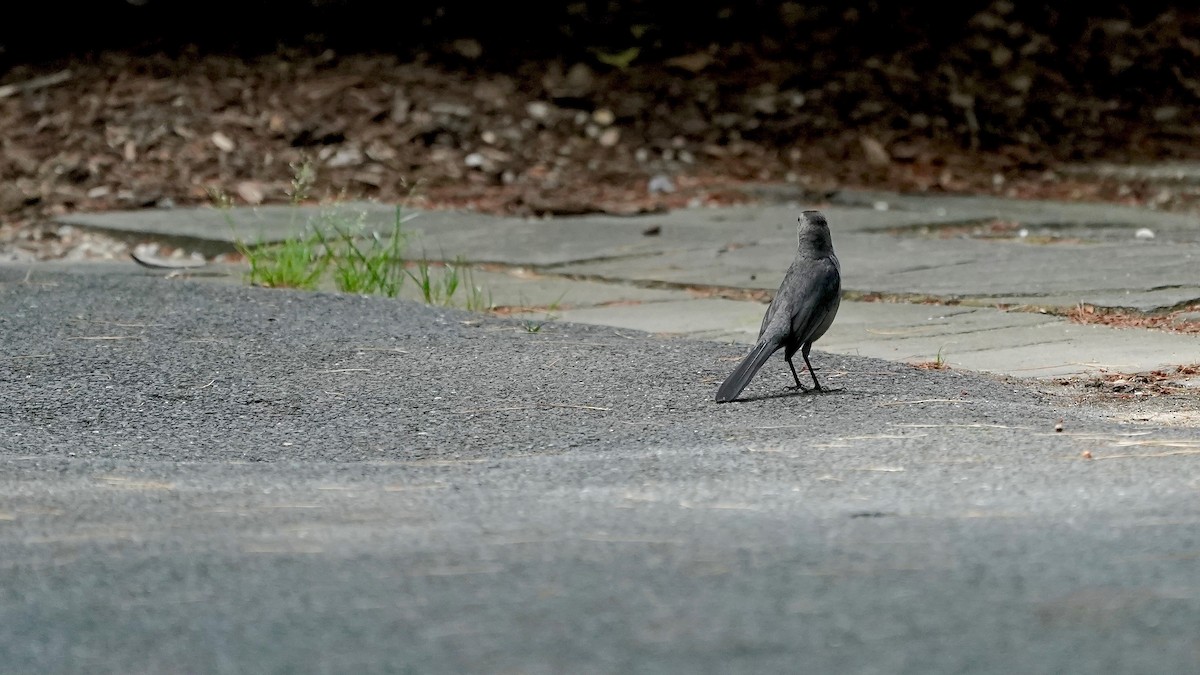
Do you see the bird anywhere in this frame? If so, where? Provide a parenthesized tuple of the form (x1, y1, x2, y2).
(715, 210, 841, 403)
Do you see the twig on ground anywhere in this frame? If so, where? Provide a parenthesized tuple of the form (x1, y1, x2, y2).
(879, 398, 972, 406)
(0, 69, 73, 99)
(454, 403, 612, 414)
(895, 423, 1030, 429)
(1093, 450, 1200, 460)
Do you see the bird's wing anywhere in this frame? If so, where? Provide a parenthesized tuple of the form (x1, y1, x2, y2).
(768, 257, 840, 343)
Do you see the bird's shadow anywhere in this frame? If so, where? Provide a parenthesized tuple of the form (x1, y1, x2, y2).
(723, 386, 846, 403)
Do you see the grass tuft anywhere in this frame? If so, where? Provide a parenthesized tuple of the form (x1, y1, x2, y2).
(220, 163, 491, 308)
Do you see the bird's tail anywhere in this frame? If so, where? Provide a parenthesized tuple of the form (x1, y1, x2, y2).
(715, 337, 780, 403)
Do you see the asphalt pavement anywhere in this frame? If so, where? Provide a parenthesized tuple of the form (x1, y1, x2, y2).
(3, 260, 1200, 674)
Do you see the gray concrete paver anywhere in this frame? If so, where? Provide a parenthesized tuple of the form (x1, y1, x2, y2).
(54, 189, 1200, 380)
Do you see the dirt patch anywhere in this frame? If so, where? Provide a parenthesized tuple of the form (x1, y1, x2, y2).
(6, 3, 1200, 258)
(1064, 304, 1200, 334)
(1048, 364, 1200, 427)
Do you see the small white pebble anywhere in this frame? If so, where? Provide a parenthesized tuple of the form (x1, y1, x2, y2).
(598, 128, 620, 147)
(647, 174, 676, 194)
(1135, 228, 1155, 240)
(526, 101, 551, 120)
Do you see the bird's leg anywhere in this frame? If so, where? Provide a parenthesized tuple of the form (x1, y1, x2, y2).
(785, 356, 808, 391)
(801, 343, 822, 391)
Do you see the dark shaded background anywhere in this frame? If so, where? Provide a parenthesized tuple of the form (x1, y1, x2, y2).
(6, 1, 1198, 157)
(2, 1, 1198, 228)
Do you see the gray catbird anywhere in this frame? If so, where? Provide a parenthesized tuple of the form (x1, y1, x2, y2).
(715, 210, 841, 402)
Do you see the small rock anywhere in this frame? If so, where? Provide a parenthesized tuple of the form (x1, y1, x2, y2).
(712, 112, 741, 129)
(991, 45, 1013, 68)
(86, 186, 111, 199)
(747, 94, 777, 115)
(429, 102, 472, 118)
(1008, 74, 1033, 93)
(0, 184, 27, 212)
(325, 146, 364, 168)
(236, 181, 265, 205)
(526, 101, 552, 121)
(647, 175, 675, 194)
(210, 131, 235, 152)
(592, 108, 615, 126)
(365, 140, 397, 162)
(664, 52, 713, 73)
(352, 169, 384, 187)
(949, 91, 975, 109)
(390, 95, 411, 124)
(452, 38, 483, 60)
(1153, 106, 1180, 122)
(1134, 228, 1155, 240)
(479, 147, 511, 163)
(598, 128, 620, 147)
(464, 152, 487, 169)
(564, 63, 595, 94)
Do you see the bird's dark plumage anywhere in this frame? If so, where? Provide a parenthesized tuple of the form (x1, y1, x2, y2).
(715, 210, 841, 403)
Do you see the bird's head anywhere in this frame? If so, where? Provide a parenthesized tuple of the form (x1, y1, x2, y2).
(797, 210, 835, 256)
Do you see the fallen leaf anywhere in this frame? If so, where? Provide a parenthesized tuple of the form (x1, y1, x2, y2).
(860, 136, 890, 167)
(665, 52, 714, 73)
